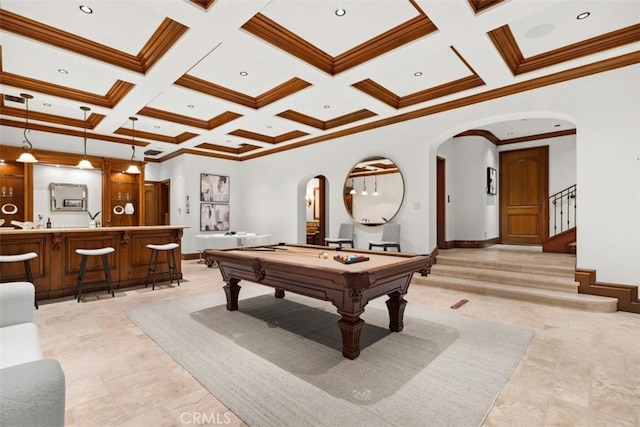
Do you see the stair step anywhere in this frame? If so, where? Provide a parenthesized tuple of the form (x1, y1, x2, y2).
(431, 264, 578, 293)
(412, 275, 617, 313)
(436, 254, 575, 278)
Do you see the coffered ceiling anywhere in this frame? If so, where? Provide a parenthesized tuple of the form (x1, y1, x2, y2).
(0, 0, 638, 163)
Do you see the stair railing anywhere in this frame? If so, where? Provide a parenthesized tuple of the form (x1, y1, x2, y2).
(548, 184, 576, 237)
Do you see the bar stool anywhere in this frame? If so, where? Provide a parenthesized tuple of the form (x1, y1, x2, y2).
(146, 243, 180, 290)
(0, 252, 39, 308)
(75, 247, 115, 303)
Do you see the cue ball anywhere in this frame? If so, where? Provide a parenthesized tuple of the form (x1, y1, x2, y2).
(322, 252, 329, 259)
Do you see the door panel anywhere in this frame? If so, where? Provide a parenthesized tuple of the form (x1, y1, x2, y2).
(500, 146, 548, 245)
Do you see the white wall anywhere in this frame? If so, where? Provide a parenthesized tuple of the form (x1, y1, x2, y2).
(33, 164, 103, 228)
(152, 65, 638, 290)
(146, 154, 242, 255)
(437, 136, 498, 242)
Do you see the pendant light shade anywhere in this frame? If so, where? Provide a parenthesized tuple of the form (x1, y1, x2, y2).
(361, 176, 368, 196)
(76, 106, 94, 169)
(349, 178, 356, 195)
(16, 93, 38, 163)
(126, 117, 141, 174)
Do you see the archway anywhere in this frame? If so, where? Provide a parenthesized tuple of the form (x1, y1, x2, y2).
(430, 112, 577, 249)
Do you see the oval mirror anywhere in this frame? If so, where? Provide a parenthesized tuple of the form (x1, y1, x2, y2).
(343, 157, 404, 225)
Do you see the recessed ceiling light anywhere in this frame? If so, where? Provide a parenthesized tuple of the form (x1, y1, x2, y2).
(187, 104, 194, 108)
(58, 69, 68, 74)
(79, 5, 93, 14)
(414, 71, 423, 77)
(43, 103, 51, 107)
(239, 71, 248, 76)
(335, 9, 346, 17)
(576, 11, 590, 20)
(154, 125, 160, 129)
(266, 125, 272, 129)
(323, 105, 330, 109)
(554, 124, 561, 127)
(507, 132, 514, 136)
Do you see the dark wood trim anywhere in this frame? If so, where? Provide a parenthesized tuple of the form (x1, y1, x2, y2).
(189, 0, 216, 10)
(227, 129, 308, 144)
(195, 143, 261, 155)
(352, 47, 485, 109)
(0, 11, 188, 74)
(430, 246, 439, 264)
(542, 228, 576, 254)
(138, 107, 243, 130)
(455, 128, 577, 145)
(241, 9, 437, 76)
(233, 51, 640, 161)
(576, 269, 640, 314)
(0, 73, 134, 109)
(0, 98, 106, 129)
(0, 119, 148, 148)
(115, 127, 198, 145)
(183, 252, 201, 261)
(445, 238, 500, 249)
(175, 75, 311, 109)
(468, 0, 506, 13)
(488, 23, 640, 76)
(277, 109, 377, 130)
(436, 157, 446, 249)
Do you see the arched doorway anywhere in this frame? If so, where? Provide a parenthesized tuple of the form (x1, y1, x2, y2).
(304, 175, 326, 245)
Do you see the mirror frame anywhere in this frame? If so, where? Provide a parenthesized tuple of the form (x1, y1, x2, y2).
(343, 156, 405, 226)
(49, 183, 88, 211)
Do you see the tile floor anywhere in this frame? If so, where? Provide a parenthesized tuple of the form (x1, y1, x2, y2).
(33, 251, 640, 426)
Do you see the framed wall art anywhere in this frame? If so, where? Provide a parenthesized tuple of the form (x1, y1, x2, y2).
(200, 203, 230, 231)
(487, 167, 497, 195)
(200, 174, 230, 203)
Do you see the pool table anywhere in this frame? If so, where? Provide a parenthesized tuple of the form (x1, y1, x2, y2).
(204, 243, 431, 359)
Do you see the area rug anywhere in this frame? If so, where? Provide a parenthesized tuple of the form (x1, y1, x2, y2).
(125, 285, 534, 427)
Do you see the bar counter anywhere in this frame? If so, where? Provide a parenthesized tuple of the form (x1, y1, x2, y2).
(0, 225, 188, 301)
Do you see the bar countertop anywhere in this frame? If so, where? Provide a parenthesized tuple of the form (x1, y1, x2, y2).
(0, 225, 188, 301)
(0, 225, 189, 234)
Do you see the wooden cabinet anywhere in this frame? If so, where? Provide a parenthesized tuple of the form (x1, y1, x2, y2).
(104, 162, 144, 227)
(0, 162, 32, 225)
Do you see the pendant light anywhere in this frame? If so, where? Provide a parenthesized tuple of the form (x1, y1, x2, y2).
(16, 93, 38, 163)
(361, 176, 368, 196)
(349, 178, 356, 195)
(373, 175, 379, 196)
(125, 117, 141, 174)
(76, 106, 94, 169)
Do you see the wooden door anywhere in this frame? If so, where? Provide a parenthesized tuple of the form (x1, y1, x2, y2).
(144, 183, 156, 226)
(499, 146, 548, 245)
(436, 157, 446, 249)
(316, 175, 326, 244)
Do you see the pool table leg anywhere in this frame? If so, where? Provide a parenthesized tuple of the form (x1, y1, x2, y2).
(337, 312, 365, 360)
(385, 291, 407, 332)
(224, 278, 241, 311)
(274, 288, 285, 298)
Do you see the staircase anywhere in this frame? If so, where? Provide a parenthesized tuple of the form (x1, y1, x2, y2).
(413, 246, 617, 312)
(543, 185, 576, 254)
